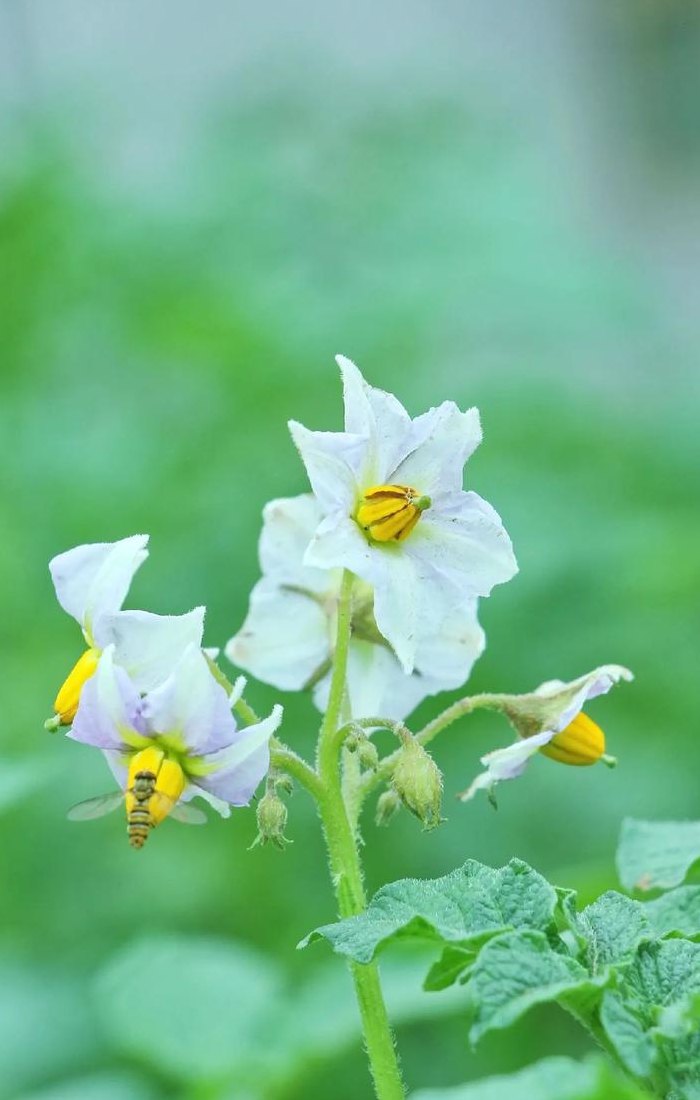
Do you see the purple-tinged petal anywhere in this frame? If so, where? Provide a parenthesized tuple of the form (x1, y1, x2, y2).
(196, 705, 282, 808)
(143, 645, 237, 756)
(69, 646, 146, 750)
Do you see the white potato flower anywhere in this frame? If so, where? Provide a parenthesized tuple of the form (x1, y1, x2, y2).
(226, 495, 486, 722)
(288, 356, 517, 673)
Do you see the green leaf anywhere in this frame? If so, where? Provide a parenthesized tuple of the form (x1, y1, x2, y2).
(568, 892, 652, 972)
(424, 946, 476, 992)
(299, 859, 558, 964)
(598, 940, 700, 1096)
(599, 990, 655, 1077)
(626, 939, 700, 1007)
(462, 930, 608, 1043)
(645, 887, 700, 939)
(94, 935, 282, 1083)
(409, 1055, 648, 1100)
(617, 819, 700, 892)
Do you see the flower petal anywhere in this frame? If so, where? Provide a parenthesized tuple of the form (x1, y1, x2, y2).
(49, 535, 149, 639)
(405, 490, 518, 598)
(226, 581, 330, 691)
(535, 664, 635, 733)
(312, 639, 430, 721)
(304, 513, 449, 674)
(459, 731, 555, 802)
(69, 646, 146, 750)
(196, 705, 283, 808)
(95, 606, 206, 691)
(414, 599, 485, 687)
(391, 402, 482, 496)
(337, 355, 413, 484)
(288, 420, 365, 514)
(143, 645, 237, 756)
(259, 494, 334, 594)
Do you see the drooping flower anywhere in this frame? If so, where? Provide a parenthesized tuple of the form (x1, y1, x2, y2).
(288, 356, 517, 674)
(225, 494, 486, 721)
(459, 665, 633, 802)
(48, 536, 204, 727)
(70, 643, 282, 833)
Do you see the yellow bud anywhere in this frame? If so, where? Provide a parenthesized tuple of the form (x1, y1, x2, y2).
(540, 712, 606, 767)
(52, 648, 100, 725)
(356, 485, 431, 543)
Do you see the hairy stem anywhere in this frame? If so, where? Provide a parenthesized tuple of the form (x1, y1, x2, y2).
(356, 693, 506, 810)
(317, 569, 405, 1100)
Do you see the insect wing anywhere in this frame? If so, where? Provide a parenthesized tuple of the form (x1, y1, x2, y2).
(169, 801, 208, 826)
(67, 791, 125, 821)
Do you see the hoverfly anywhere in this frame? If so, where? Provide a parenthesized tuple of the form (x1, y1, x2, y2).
(68, 764, 206, 849)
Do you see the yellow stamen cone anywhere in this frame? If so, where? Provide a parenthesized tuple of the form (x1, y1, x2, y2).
(356, 484, 431, 543)
(150, 758, 186, 825)
(52, 648, 100, 726)
(540, 712, 606, 767)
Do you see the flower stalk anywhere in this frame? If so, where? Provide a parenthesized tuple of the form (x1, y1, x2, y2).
(315, 569, 406, 1100)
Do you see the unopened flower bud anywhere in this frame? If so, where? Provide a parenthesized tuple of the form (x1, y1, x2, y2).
(251, 789, 289, 850)
(358, 738, 379, 772)
(375, 789, 401, 827)
(391, 739, 443, 830)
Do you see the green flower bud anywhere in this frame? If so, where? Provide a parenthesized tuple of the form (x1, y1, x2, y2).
(375, 789, 401, 827)
(358, 738, 379, 772)
(391, 739, 443, 830)
(251, 789, 290, 850)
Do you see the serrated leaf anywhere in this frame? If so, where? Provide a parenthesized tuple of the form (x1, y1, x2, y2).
(626, 939, 700, 1007)
(571, 892, 652, 972)
(300, 859, 558, 964)
(645, 887, 700, 939)
(617, 819, 700, 892)
(598, 940, 700, 1096)
(462, 930, 609, 1043)
(410, 1054, 647, 1100)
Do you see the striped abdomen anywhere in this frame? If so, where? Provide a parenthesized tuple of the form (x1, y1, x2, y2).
(127, 770, 157, 849)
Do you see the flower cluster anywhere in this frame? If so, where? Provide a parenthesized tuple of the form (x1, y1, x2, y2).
(48, 536, 281, 846)
(227, 357, 515, 721)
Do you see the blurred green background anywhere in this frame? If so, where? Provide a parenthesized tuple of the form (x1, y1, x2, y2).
(1, 2, 699, 1097)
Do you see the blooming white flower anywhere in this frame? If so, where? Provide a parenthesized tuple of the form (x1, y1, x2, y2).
(71, 643, 282, 820)
(48, 536, 205, 726)
(225, 494, 485, 721)
(460, 665, 633, 802)
(288, 356, 517, 673)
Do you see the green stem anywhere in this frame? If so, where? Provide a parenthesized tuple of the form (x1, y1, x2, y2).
(317, 569, 405, 1100)
(356, 692, 503, 809)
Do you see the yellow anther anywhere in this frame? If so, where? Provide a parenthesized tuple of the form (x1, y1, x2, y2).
(125, 747, 185, 826)
(540, 712, 606, 767)
(151, 758, 186, 825)
(53, 647, 100, 726)
(356, 485, 431, 543)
